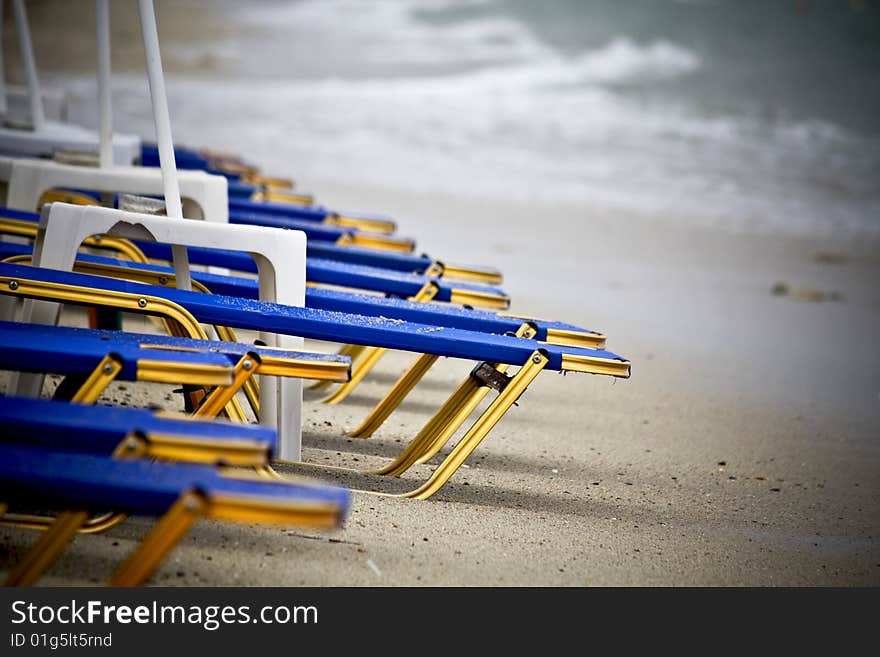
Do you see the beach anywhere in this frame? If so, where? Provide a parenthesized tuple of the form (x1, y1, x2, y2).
(0, 0, 877, 586)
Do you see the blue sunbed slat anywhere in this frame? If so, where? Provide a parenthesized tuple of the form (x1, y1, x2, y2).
(0, 242, 590, 342)
(0, 262, 626, 372)
(141, 143, 209, 170)
(307, 241, 433, 273)
(230, 197, 330, 222)
(227, 181, 260, 198)
(0, 443, 350, 515)
(0, 395, 276, 455)
(0, 316, 349, 368)
(0, 318, 234, 380)
(0, 208, 484, 278)
(127, 239, 504, 302)
(228, 208, 354, 242)
(229, 198, 396, 229)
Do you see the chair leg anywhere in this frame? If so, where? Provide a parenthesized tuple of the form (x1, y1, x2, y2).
(365, 324, 534, 460)
(194, 353, 259, 418)
(4, 510, 89, 586)
(369, 375, 484, 477)
(349, 353, 439, 437)
(108, 492, 205, 587)
(213, 325, 262, 419)
(318, 282, 438, 402)
(321, 347, 388, 404)
(69, 354, 123, 404)
(402, 350, 548, 500)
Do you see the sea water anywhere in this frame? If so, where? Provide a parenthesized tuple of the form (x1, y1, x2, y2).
(61, 0, 880, 240)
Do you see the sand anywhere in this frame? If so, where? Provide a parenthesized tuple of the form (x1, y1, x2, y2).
(1, 188, 877, 586)
(0, 2, 877, 586)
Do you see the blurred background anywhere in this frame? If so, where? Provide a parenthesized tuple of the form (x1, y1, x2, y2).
(4, 0, 879, 239)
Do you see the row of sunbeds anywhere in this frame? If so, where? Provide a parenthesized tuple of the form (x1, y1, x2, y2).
(0, 137, 630, 585)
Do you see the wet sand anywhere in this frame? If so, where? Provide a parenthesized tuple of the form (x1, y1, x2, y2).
(1, 189, 877, 586)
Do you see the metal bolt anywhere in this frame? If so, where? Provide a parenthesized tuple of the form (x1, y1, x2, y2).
(102, 363, 115, 374)
(158, 276, 168, 285)
(137, 298, 147, 308)
(184, 497, 200, 512)
(532, 354, 542, 363)
(242, 359, 253, 371)
(8, 280, 18, 290)
(125, 437, 140, 451)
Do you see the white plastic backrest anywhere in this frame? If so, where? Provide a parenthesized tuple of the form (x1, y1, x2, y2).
(18, 202, 307, 460)
(0, 121, 140, 165)
(0, 155, 228, 222)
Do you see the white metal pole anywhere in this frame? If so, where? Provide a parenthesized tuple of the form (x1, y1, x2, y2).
(96, 0, 113, 168)
(0, 0, 8, 117)
(137, 0, 191, 290)
(12, 0, 44, 130)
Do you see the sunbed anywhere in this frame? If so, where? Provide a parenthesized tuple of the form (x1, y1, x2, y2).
(0, 260, 630, 499)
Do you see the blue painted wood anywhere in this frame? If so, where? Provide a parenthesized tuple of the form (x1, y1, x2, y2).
(0, 395, 276, 454)
(0, 316, 349, 368)
(0, 242, 592, 343)
(0, 207, 493, 278)
(0, 318, 235, 381)
(0, 443, 351, 515)
(0, 262, 628, 373)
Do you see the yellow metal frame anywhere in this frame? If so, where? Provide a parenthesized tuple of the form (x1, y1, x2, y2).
(544, 327, 606, 350)
(354, 323, 534, 439)
(336, 232, 414, 253)
(69, 354, 123, 403)
(275, 349, 550, 500)
(38, 189, 102, 207)
(250, 189, 313, 206)
(448, 288, 510, 311)
(0, 217, 148, 264)
(324, 213, 396, 235)
(113, 430, 268, 468)
(0, 271, 249, 422)
(320, 282, 439, 405)
(440, 263, 503, 286)
(108, 485, 343, 586)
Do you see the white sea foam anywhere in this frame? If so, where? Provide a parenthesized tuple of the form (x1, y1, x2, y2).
(58, 0, 880, 240)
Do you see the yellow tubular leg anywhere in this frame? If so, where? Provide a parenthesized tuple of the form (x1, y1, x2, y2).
(108, 492, 205, 587)
(369, 374, 484, 477)
(242, 376, 261, 419)
(438, 263, 503, 286)
(194, 354, 259, 418)
(402, 350, 548, 500)
(353, 322, 534, 441)
(213, 324, 261, 418)
(319, 282, 438, 403)
(4, 510, 89, 586)
(348, 353, 439, 438)
(321, 347, 388, 404)
(69, 354, 123, 404)
(367, 323, 534, 472)
(414, 373, 499, 464)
